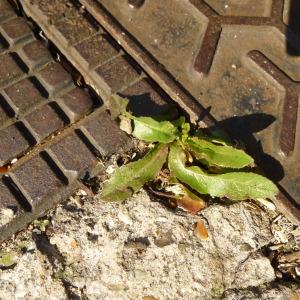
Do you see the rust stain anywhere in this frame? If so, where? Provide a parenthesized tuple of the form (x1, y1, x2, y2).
(0, 164, 10, 173)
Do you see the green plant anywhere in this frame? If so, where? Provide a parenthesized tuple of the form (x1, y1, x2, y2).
(0, 251, 16, 268)
(101, 96, 278, 210)
(33, 218, 49, 232)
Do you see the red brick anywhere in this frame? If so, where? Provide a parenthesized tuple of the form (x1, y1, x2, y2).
(4, 77, 46, 114)
(25, 103, 64, 142)
(0, 123, 30, 166)
(95, 55, 141, 92)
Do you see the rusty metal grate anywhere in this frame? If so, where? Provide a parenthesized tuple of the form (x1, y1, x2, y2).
(0, 0, 299, 243)
(75, 0, 300, 221)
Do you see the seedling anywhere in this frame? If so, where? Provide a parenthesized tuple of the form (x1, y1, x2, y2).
(101, 95, 278, 212)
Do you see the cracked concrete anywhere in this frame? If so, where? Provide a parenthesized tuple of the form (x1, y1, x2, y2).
(0, 189, 300, 299)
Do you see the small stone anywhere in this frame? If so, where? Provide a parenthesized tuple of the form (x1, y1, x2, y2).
(154, 230, 174, 247)
(119, 116, 132, 135)
(76, 189, 87, 196)
(0, 208, 14, 226)
(104, 220, 116, 231)
(10, 158, 18, 164)
(117, 211, 133, 225)
(156, 216, 168, 223)
(106, 164, 116, 175)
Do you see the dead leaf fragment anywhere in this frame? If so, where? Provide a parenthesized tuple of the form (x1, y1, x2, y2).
(71, 239, 78, 249)
(175, 195, 206, 214)
(165, 183, 206, 214)
(291, 291, 300, 300)
(195, 220, 209, 240)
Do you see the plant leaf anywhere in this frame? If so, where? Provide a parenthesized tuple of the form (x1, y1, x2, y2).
(0, 251, 16, 268)
(101, 144, 168, 201)
(195, 220, 209, 240)
(132, 117, 179, 143)
(168, 143, 278, 200)
(186, 137, 254, 168)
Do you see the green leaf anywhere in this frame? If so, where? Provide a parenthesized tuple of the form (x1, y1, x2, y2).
(186, 137, 254, 169)
(0, 251, 16, 268)
(172, 116, 185, 128)
(111, 94, 179, 143)
(168, 143, 278, 200)
(101, 144, 169, 201)
(132, 117, 179, 143)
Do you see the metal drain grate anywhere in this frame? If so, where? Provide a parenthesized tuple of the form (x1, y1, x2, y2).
(76, 0, 300, 221)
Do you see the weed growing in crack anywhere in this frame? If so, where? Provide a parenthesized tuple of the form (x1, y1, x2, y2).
(101, 95, 278, 213)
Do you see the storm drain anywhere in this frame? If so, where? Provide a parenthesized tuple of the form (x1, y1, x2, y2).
(18, 0, 300, 221)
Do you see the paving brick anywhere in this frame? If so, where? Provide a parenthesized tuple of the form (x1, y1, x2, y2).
(4, 77, 46, 114)
(0, 0, 14, 23)
(74, 33, 120, 68)
(80, 110, 131, 157)
(37, 62, 73, 95)
(0, 177, 23, 228)
(11, 153, 66, 209)
(122, 78, 175, 117)
(58, 87, 94, 122)
(95, 55, 141, 92)
(0, 17, 33, 45)
(20, 40, 53, 70)
(50, 132, 98, 176)
(0, 123, 31, 166)
(55, 13, 98, 46)
(0, 53, 24, 87)
(24, 103, 65, 142)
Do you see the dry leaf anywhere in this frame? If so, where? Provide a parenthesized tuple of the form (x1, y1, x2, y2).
(195, 220, 209, 240)
(165, 183, 206, 214)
